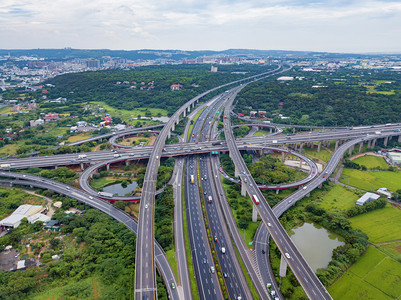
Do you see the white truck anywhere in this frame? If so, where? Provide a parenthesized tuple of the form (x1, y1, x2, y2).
(98, 191, 113, 198)
(0, 164, 11, 169)
(113, 154, 121, 158)
(272, 140, 278, 144)
(78, 154, 87, 159)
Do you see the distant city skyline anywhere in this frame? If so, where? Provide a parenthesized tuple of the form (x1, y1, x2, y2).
(1, 0, 401, 53)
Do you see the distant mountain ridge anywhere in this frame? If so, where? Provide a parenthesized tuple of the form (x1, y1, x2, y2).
(0, 48, 394, 61)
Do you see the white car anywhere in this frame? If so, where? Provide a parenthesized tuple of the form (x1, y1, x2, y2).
(285, 252, 291, 259)
(145, 204, 149, 209)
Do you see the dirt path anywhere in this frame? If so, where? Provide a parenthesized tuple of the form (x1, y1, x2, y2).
(21, 189, 56, 218)
(350, 152, 383, 161)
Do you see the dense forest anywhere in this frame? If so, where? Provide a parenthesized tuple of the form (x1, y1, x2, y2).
(24, 65, 273, 116)
(234, 68, 401, 126)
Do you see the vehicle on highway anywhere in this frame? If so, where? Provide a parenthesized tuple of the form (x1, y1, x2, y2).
(171, 283, 175, 289)
(221, 247, 226, 254)
(303, 186, 307, 190)
(322, 172, 329, 178)
(190, 175, 194, 184)
(203, 258, 207, 264)
(223, 272, 228, 278)
(267, 222, 272, 227)
(214, 236, 218, 242)
(129, 153, 135, 156)
(252, 194, 260, 205)
(210, 266, 215, 273)
(208, 195, 212, 203)
(285, 252, 291, 259)
(262, 249, 265, 254)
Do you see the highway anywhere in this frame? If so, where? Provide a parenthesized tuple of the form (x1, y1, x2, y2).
(0, 172, 180, 300)
(197, 91, 252, 299)
(223, 82, 333, 299)
(134, 65, 283, 299)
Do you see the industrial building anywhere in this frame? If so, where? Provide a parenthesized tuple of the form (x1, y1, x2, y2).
(0, 205, 46, 230)
(387, 151, 401, 165)
(356, 192, 381, 206)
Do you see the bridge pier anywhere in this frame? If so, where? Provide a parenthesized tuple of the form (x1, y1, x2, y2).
(106, 164, 110, 171)
(398, 135, 401, 143)
(294, 143, 298, 151)
(80, 163, 84, 170)
(310, 142, 314, 149)
(241, 182, 247, 197)
(372, 138, 377, 148)
(348, 145, 354, 156)
(125, 160, 130, 166)
(252, 204, 258, 222)
(172, 123, 175, 131)
(299, 159, 302, 168)
(359, 142, 363, 153)
(384, 136, 388, 147)
(335, 140, 339, 151)
(270, 128, 272, 134)
(183, 110, 186, 118)
(299, 143, 303, 153)
(235, 166, 240, 178)
(281, 152, 285, 163)
(276, 189, 279, 195)
(167, 130, 171, 139)
(317, 141, 322, 152)
(280, 254, 288, 277)
(367, 139, 372, 149)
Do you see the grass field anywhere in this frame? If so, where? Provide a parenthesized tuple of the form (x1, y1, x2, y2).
(377, 241, 401, 262)
(254, 129, 270, 136)
(166, 248, 178, 282)
(31, 276, 104, 300)
(90, 101, 168, 124)
(66, 133, 93, 143)
(328, 246, 399, 300)
(352, 155, 389, 170)
(350, 205, 401, 243)
(303, 147, 333, 162)
(340, 169, 401, 192)
(316, 185, 361, 213)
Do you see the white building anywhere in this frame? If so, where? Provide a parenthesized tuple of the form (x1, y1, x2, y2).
(0, 205, 44, 229)
(376, 188, 392, 199)
(356, 192, 380, 206)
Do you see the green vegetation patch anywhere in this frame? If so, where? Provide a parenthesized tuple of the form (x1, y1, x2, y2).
(352, 155, 389, 170)
(253, 129, 270, 136)
(303, 147, 333, 163)
(350, 205, 401, 243)
(377, 241, 401, 262)
(350, 246, 387, 277)
(340, 169, 401, 192)
(364, 257, 401, 298)
(328, 271, 392, 300)
(316, 185, 360, 213)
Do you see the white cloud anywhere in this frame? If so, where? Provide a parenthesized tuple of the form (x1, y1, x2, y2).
(0, 0, 400, 52)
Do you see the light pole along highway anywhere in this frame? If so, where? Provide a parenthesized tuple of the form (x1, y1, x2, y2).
(134, 65, 282, 299)
(222, 82, 332, 299)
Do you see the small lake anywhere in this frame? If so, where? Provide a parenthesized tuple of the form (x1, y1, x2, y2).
(290, 222, 345, 272)
(102, 181, 138, 196)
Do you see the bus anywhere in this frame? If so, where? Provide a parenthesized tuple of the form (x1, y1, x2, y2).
(208, 195, 212, 203)
(252, 195, 260, 205)
(190, 175, 194, 184)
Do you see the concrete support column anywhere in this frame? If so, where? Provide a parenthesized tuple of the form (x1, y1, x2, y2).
(280, 254, 288, 277)
(317, 141, 322, 152)
(270, 128, 272, 134)
(398, 135, 401, 143)
(252, 204, 258, 222)
(367, 139, 372, 149)
(276, 189, 279, 195)
(183, 110, 186, 118)
(299, 143, 303, 153)
(299, 159, 302, 168)
(187, 106, 190, 113)
(125, 160, 130, 166)
(372, 139, 377, 148)
(167, 130, 171, 139)
(294, 143, 298, 151)
(106, 164, 110, 171)
(310, 142, 314, 149)
(281, 152, 285, 163)
(319, 184, 322, 189)
(335, 140, 339, 151)
(172, 123, 175, 131)
(359, 142, 363, 153)
(241, 183, 247, 197)
(55, 165, 58, 169)
(348, 145, 354, 156)
(80, 163, 84, 170)
(384, 136, 388, 147)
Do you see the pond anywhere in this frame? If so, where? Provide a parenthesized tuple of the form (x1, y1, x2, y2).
(102, 180, 138, 196)
(290, 222, 345, 272)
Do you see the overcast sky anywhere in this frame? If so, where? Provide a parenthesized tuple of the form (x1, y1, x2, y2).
(1, 0, 401, 53)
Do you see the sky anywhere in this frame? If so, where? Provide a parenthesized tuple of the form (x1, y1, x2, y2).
(1, 0, 401, 53)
